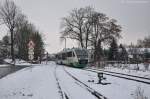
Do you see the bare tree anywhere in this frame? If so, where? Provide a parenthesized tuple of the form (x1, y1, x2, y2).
(89, 12, 121, 64)
(0, 0, 21, 63)
(82, 7, 94, 49)
(60, 7, 122, 66)
(60, 7, 93, 48)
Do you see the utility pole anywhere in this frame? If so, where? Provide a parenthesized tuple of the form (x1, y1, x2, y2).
(64, 38, 66, 49)
(60, 37, 67, 50)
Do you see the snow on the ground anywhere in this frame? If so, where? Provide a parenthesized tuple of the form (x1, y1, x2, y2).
(0, 64, 10, 67)
(65, 66, 150, 99)
(0, 61, 150, 99)
(4, 59, 31, 66)
(0, 62, 60, 99)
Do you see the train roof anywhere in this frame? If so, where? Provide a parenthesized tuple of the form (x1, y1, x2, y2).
(57, 48, 87, 54)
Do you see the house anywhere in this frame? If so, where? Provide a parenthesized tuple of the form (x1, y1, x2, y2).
(126, 47, 150, 63)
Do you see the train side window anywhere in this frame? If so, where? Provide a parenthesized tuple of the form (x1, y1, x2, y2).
(60, 54, 62, 59)
(62, 53, 66, 60)
(67, 52, 69, 57)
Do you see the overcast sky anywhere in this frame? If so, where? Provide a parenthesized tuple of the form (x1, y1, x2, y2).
(0, 0, 150, 53)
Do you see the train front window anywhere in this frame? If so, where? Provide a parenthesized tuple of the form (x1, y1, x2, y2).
(75, 49, 88, 59)
(67, 52, 72, 57)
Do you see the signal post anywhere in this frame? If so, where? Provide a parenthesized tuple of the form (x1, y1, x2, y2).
(28, 40, 35, 63)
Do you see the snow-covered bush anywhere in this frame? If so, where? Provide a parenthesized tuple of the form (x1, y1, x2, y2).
(129, 64, 139, 71)
(133, 86, 148, 99)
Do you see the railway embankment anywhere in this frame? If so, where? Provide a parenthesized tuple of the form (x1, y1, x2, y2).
(0, 65, 25, 79)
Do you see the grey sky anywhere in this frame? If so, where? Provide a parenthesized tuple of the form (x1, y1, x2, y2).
(0, 0, 150, 53)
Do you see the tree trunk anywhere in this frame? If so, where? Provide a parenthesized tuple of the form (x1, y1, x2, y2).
(10, 28, 15, 64)
(79, 27, 84, 48)
(80, 36, 84, 48)
(94, 42, 97, 62)
(85, 32, 89, 49)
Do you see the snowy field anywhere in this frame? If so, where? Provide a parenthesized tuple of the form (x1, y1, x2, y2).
(0, 61, 150, 99)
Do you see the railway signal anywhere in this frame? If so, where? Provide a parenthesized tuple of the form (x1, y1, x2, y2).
(28, 40, 35, 62)
(98, 73, 104, 84)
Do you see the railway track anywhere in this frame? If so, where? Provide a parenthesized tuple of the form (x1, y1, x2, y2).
(63, 66, 107, 99)
(54, 66, 69, 99)
(84, 68, 150, 85)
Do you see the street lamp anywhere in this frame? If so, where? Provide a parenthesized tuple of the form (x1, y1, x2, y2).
(60, 37, 66, 50)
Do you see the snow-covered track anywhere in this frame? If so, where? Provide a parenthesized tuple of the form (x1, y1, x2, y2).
(54, 66, 70, 99)
(63, 66, 107, 99)
(84, 68, 150, 85)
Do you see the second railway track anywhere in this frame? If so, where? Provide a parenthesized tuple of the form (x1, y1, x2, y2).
(84, 68, 150, 85)
(54, 66, 70, 99)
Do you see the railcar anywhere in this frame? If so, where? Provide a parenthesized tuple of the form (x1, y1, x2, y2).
(55, 48, 88, 68)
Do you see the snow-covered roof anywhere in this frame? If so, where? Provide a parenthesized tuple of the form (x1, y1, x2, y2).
(60, 47, 87, 53)
(126, 47, 150, 54)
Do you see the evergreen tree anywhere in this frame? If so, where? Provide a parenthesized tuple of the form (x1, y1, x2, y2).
(31, 32, 44, 61)
(119, 44, 128, 61)
(2, 35, 10, 46)
(14, 23, 44, 61)
(15, 23, 33, 60)
(94, 39, 103, 62)
(103, 48, 109, 58)
(2, 35, 10, 58)
(144, 48, 150, 61)
(108, 38, 118, 61)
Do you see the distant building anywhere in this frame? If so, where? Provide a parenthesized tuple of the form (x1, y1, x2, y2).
(126, 47, 150, 63)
